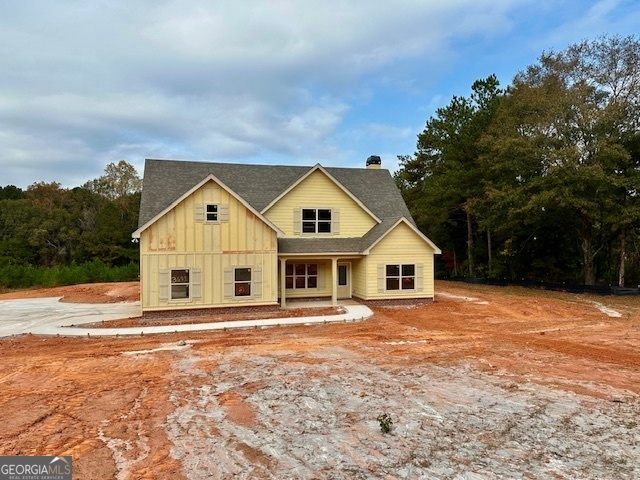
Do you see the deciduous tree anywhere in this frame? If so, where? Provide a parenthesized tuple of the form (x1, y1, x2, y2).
(483, 35, 640, 284)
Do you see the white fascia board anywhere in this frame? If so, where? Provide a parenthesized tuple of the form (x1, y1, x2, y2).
(278, 252, 363, 257)
(132, 174, 285, 238)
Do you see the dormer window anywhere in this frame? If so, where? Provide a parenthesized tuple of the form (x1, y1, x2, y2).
(302, 208, 331, 234)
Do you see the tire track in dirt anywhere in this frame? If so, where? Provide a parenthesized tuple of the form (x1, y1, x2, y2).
(496, 332, 640, 369)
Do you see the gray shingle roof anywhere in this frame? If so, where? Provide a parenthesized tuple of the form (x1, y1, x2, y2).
(278, 237, 365, 254)
(138, 159, 308, 227)
(137, 159, 416, 253)
(324, 167, 413, 222)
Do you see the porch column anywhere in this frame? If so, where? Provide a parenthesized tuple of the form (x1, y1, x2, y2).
(280, 258, 287, 308)
(331, 257, 338, 306)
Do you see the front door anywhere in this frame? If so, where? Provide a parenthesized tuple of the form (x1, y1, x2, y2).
(337, 262, 351, 299)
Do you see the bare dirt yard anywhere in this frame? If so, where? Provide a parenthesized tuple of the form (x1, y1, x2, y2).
(1, 281, 639, 479)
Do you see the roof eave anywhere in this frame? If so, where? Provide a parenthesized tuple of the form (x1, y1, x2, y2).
(278, 251, 363, 257)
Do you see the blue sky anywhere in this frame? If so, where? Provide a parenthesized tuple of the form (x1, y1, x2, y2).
(1, 0, 639, 188)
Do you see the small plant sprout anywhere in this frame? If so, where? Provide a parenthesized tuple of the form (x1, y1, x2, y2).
(377, 413, 393, 434)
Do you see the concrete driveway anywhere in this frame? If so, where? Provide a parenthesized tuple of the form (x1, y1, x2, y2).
(0, 297, 372, 337)
(0, 297, 141, 337)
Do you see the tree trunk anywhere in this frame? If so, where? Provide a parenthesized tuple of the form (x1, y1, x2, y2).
(487, 229, 492, 277)
(582, 219, 596, 285)
(466, 212, 474, 277)
(619, 227, 626, 287)
(453, 249, 458, 276)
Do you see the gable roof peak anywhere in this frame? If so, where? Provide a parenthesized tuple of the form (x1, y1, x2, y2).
(133, 173, 284, 238)
(362, 217, 441, 254)
(260, 163, 381, 223)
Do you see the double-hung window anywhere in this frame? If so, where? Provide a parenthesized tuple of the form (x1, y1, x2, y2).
(160, 268, 200, 302)
(171, 269, 190, 299)
(224, 266, 260, 300)
(234, 267, 252, 297)
(386, 264, 415, 291)
(206, 204, 218, 222)
(196, 203, 228, 224)
(302, 209, 331, 234)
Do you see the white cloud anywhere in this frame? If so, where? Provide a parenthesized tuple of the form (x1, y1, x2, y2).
(1, 0, 638, 187)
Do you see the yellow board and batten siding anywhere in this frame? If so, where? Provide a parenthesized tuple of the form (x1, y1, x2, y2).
(139, 179, 278, 311)
(364, 222, 436, 299)
(263, 169, 377, 237)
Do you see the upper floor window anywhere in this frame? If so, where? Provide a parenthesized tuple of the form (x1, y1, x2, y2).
(206, 204, 218, 222)
(196, 203, 229, 224)
(302, 208, 331, 234)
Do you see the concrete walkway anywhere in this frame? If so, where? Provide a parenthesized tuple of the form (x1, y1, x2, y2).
(0, 297, 373, 337)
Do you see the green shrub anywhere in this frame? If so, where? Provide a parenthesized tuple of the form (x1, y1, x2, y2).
(377, 413, 393, 434)
(0, 260, 139, 289)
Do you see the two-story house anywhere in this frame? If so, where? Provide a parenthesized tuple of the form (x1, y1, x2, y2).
(132, 157, 440, 313)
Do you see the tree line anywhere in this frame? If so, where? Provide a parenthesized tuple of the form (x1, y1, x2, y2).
(0, 161, 141, 288)
(396, 35, 640, 286)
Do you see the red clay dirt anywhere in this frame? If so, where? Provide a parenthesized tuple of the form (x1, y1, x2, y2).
(0, 282, 140, 303)
(1, 281, 639, 478)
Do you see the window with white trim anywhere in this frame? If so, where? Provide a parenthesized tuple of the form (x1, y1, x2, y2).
(285, 263, 318, 289)
(196, 203, 229, 223)
(302, 209, 331, 234)
(171, 269, 190, 299)
(386, 264, 415, 290)
(234, 267, 252, 297)
(160, 268, 201, 302)
(206, 204, 218, 222)
(338, 264, 348, 286)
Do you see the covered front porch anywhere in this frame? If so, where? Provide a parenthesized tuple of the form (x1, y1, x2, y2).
(277, 255, 363, 308)
(282, 298, 362, 309)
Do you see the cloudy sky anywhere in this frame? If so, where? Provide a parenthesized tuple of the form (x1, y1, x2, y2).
(1, 0, 639, 188)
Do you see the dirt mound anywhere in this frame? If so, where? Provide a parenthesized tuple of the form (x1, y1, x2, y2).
(0, 282, 140, 303)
